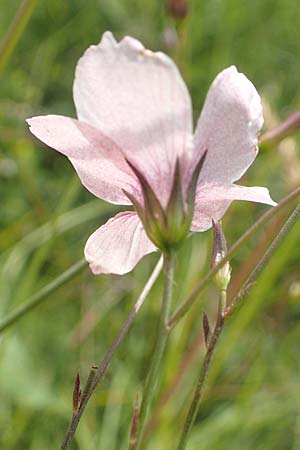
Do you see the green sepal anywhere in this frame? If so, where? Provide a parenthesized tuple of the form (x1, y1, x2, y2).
(125, 158, 167, 228)
(186, 150, 208, 221)
(165, 158, 189, 243)
(211, 219, 227, 268)
(123, 188, 164, 247)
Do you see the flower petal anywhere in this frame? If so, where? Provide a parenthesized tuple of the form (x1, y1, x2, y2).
(192, 183, 276, 231)
(27, 115, 139, 205)
(84, 211, 157, 275)
(73, 31, 193, 206)
(193, 66, 263, 185)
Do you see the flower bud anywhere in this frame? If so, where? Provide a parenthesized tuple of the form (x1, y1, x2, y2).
(166, 0, 189, 19)
(214, 260, 231, 291)
(211, 220, 231, 290)
(73, 372, 81, 414)
(128, 395, 140, 450)
(202, 312, 211, 348)
(162, 26, 178, 49)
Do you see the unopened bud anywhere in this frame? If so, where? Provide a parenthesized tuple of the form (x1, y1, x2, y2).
(202, 312, 211, 348)
(166, 0, 189, 19)
(128, 395, 140, 450)
(162, 26, 178, 49)
(73, 372, 81, 414)
(289, 281, 300, 300)
(211, 220, 231, 290)
(214, 260, 231, 291)
(211, 219, 227, 266)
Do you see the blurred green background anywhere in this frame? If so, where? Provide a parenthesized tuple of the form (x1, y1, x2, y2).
(1, 1, 300, 449)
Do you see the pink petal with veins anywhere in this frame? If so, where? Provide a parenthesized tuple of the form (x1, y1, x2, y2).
(26, 33, 277, 275)
(73, 31, 193, 207)
(192, 183, 276, 231)
(193, 66, 264, 186)
(27, 115, 139, 205)
(84, 211, 157, 275)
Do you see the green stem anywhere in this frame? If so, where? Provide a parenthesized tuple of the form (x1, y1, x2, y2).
(0, 259, 87, 334)
(177, 204, 300, 449)
(135, 252, 175, 449)
(219, 289, 227, 315)
(0, 0, 38, 75)
(177, 289, 226, 450)
(225, 204, 300, 317)
(168, 186, 300, 329)
(61, 366, 98, 450)
(59, 256, 163, 450)
(259, 111, 300, 146)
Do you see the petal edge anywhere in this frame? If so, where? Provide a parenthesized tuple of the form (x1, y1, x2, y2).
(192, 183, 276, 232)
(193, 66, 264, 185)
(84, 212, 157, 275)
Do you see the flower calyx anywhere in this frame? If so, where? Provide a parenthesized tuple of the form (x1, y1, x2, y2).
(123, 152, 207, 254)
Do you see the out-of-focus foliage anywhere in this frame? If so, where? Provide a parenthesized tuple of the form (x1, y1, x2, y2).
(0, 1, 300, 449)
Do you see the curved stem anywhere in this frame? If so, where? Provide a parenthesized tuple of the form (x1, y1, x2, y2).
(225, 204, 300, 317)
(177, 289, 226, 450)
(135, 252, 175, 450)
(0, 259, 87, 334)
(260, 111, 300, 146)
(59, 256, 163, 450)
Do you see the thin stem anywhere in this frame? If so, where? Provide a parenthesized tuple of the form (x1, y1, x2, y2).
(168, 186, 300, 329)
(59, 256, 163, 450)
(63, 366, 97, 449)
(219, 289, 227, 315)
(144, 329, 204, 439)
(225, 204, 300, 317)
(0, 259, 87, 334)
(260, 111, 300, 146)
(0, 0, 38, 75)
(177, 204, 300, 449)
(135, 252, 175, 450)
(177, 288, 226, 450)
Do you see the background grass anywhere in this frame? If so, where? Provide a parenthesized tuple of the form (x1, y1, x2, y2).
(0, 1, 300, 449)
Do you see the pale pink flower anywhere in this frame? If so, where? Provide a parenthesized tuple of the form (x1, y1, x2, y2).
(27, 32, 275, 275)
